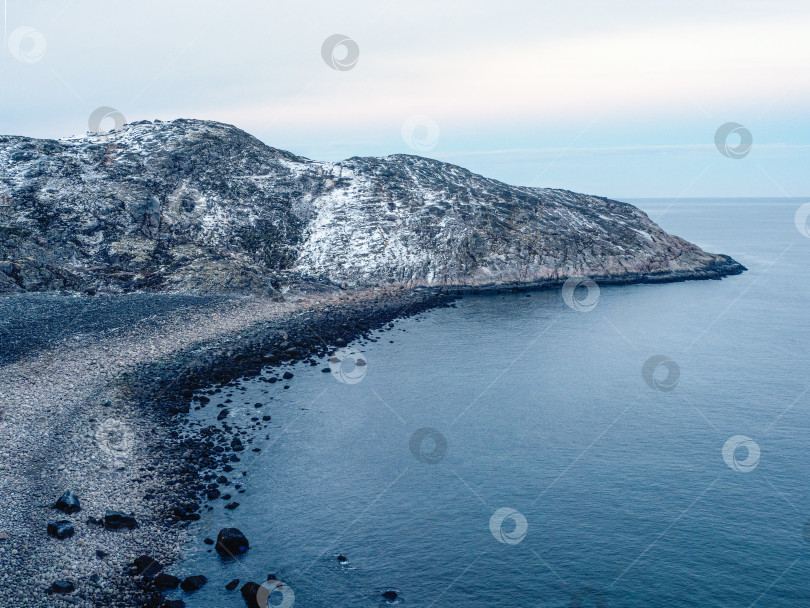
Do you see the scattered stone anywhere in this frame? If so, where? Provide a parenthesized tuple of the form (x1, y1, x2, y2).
(47, 580, 75, 595)
(133, 555, 163, 577)
(53, 490, 81, 515)
(337, 554, 347, 562)
(225, 578, 240, 591)
(382, 590, 398, 600)
(154, 573, 180, 591)
(282, 371, 294, 380)
(203, 538, 214, 545)
(240, 582, 262, 608)
(47, 521, 74, 540)
(96, 549, 108, 559)
(216, 527, 249, 557)
(224, 502, 240, 510)
(104, 510, 137, 530)
(217, 409, 229, 421)
(163, 600, 185, 608)
(180, 575, 207, 591)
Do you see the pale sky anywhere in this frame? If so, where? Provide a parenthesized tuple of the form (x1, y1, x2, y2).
(1, 0, 808, 197)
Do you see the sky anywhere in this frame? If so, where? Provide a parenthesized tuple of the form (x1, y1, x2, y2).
(0, 0, 808, 198)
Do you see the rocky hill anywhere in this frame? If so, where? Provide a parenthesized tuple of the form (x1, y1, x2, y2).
(0, 119, 743, 294)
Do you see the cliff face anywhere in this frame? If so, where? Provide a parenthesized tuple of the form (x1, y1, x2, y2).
(0, 119, 743, 294)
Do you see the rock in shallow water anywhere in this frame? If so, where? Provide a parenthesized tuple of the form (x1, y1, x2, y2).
(180, 575, 207, 591)
(216, 527, 249, 557)
(154, 573, 180, 591)
(240, 582, 262, 608)
(53, 490, 81, 515)
(225, 578, 240, 591)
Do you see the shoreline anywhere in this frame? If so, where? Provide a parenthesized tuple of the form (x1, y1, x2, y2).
(0, 263, 743, 607)
(0, 286, 452, 608)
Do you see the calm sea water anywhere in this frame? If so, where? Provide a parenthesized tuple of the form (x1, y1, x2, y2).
(173, 198, 810, 608)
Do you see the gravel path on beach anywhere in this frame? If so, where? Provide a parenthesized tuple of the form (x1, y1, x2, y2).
(0, 292, 320, 607)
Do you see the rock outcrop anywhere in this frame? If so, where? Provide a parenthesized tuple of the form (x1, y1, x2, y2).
(0, 119, 743, 294)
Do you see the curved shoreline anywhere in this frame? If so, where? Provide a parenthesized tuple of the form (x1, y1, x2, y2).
(0, 263, 744, 607)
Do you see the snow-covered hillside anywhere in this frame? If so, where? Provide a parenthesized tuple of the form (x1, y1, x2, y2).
(0, 119, 743, 293)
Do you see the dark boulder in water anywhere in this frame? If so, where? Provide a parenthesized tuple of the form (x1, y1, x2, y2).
(154, 573, 180, 591)
(180, 575, 207, 591)
(282, 371, 294, 380)
(240, 582, 262, 608)
(216, 527, 249, 557)
(382, 590, 398, 600)
(225, 578, 240, 591)
(53, 490, 81, 515)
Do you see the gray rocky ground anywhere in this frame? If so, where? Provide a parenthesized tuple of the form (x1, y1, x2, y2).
(0, 287, 445, 607)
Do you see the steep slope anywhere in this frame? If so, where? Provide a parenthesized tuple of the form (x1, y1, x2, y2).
(0, 119, 743, 294)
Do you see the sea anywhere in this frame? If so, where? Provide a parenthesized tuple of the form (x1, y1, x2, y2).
(171, 198, 810, 607)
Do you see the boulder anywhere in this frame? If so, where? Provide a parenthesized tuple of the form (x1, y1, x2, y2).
(216, 527, 249, 557)
(53, 490, 81, 515)
(104, 510, 137, 530)
(180, 575, 207, 591)
(133, 555, 163, 577)
(47, 521, 74, 540)
(240, 582, 262, 608)
(154, 573, 180, 591)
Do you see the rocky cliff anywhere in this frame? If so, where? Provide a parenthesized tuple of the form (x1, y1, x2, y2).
(0, 119, 743, 294)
